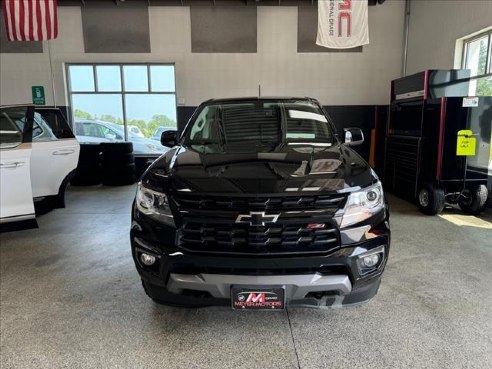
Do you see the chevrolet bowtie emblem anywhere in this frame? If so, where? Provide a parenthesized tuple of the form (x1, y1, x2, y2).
(235, 212, 280, 227)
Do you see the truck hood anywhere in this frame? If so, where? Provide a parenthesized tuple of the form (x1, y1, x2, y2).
(144, 144, 376, 194)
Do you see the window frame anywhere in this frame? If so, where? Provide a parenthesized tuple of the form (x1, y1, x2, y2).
(461, 29, 492, 97)
(461, 30, 492, 75)
(66, 63, 177, 141)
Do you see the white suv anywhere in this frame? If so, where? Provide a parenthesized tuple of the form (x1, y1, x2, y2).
(0, 105, 80, 225)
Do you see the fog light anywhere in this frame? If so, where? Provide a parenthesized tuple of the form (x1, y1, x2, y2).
(362, 254, 380, 268)
(140, 253, 156, 266)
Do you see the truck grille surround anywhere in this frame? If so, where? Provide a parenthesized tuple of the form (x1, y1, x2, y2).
(173, 194, 346, 256)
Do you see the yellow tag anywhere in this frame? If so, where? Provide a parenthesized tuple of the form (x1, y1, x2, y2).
(456, 130, 476, 156)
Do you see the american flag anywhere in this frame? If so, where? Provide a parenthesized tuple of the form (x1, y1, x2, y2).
(2, 0, 58, 41)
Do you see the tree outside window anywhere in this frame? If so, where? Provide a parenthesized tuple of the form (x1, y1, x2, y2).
(67, 64, 177, 155)
(462, 30, 492, 96)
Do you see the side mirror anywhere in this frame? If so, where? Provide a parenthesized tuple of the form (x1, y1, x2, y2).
(105, 133, 116, 140)
(343, 128, 364, 146)
(161, 130, 178, 148)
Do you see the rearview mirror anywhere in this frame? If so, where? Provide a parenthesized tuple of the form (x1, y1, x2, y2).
(161, 130, 178, 148)
(343, 128, 364, 146)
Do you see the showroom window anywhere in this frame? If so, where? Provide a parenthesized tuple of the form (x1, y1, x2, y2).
(66, 64, 177, 154)
(462, 30, 492, 96)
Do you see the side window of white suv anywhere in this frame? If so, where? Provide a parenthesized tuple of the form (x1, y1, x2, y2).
(0, 109, 24, 149)
(32, 113, 57, 141)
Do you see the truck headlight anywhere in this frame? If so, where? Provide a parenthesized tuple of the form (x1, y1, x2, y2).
(339, 181, 384, 228)
(136, 183, 175, 227)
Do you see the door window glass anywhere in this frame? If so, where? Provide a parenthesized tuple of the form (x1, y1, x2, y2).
(31, 113, 57, 141)
(0, 108, 24, 149)
(36, 109, 75, 139)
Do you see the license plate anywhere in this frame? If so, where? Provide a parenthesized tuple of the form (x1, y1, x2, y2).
(231, 286, 285, 310)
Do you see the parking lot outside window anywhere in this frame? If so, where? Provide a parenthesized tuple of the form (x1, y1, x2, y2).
(67, 64, 177, 155)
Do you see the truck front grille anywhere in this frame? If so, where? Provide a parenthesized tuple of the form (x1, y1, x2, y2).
(178, 221, 340, 256)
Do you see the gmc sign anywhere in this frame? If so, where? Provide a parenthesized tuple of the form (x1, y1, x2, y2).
(338, 0, 352, 37)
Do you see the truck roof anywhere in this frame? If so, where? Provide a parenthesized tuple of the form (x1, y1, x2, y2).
(205, 96, 318, 103)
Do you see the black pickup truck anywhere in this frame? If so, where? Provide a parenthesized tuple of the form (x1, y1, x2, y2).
(130, 97, 390, 310)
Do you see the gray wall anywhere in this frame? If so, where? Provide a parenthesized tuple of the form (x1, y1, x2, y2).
(81, 6, 150, 53)
(406, 0, 492, 74)
(191, 7, 257, 53)
(0, 4, 404, 107)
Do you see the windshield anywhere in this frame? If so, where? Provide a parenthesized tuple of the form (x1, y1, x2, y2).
(183, 100, 335, 152)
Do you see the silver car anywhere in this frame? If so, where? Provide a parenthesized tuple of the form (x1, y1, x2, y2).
(74, 119, 168, 156)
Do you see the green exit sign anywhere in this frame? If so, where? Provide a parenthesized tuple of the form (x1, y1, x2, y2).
(32, 86, 45, 105)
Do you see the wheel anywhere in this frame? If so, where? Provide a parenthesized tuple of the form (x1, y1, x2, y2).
(78, 143, 102, 162)
(102, 163, 136, 186)
(417, 184, 445, 215)
(100, 142, 133, 155)
(71, 164, 102, 186)
(71, 144, 103, 186)
(52, 169, 76, 208)
(459, 185, 488, 215)
(102, 175, 136, 186)
(102, 152, 134, 166)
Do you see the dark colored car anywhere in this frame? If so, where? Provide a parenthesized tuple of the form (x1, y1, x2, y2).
(131, 97, 390, 309)
(151, 127, 177, 142)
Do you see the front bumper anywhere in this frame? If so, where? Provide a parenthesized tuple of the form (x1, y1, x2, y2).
(167, 273, 352, 299)
(131, 230, 389, 308)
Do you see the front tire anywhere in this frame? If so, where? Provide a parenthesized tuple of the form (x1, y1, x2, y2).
(418, 184, 445, 215)
(459, 185, 488, 215)
(53, 170, 75, 209)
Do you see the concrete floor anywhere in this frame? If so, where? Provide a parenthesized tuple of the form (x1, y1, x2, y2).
(1, 185, 491, 369)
